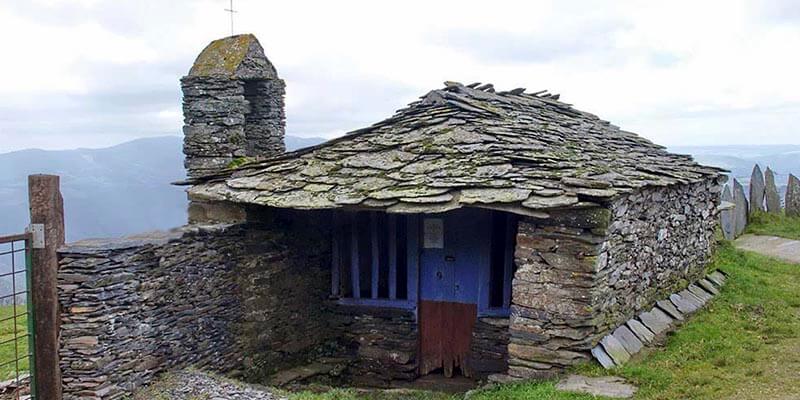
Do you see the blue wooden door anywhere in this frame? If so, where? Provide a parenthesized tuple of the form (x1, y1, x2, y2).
(419, 209, 491, 304)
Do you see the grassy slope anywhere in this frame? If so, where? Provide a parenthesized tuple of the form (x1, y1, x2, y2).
(289, 241, 800, 400)
(746, 212, 800, 240)
(0, 305, 30, 380)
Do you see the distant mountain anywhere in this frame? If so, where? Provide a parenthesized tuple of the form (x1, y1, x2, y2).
(669, 145, 800, 198)
(0, 135, 326, 242)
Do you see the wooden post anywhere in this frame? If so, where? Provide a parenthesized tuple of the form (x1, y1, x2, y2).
(350, 213, 360, 298)
(28, 174, 64, 400)
(370, 212, 379, 299)
(388, 214, 397, 300)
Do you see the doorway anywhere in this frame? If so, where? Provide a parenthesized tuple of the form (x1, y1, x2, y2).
(418, 209, 491, 377)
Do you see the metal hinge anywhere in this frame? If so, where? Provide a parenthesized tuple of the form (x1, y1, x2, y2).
(26, 224, 45, 249)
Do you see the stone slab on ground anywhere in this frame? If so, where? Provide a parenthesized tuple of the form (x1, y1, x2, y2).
(626, 319, 655, 344)
(656, 299, 684, 321)
(555, 375, 637, 399)
(688, 284, 714, 302)
(639, 307, 673, 335)
(707, 270, 727, 287)
(591, 345, 617, 369)
(697, 278, 720, 295)
(734, 234, 800, 264)
(613, 325, 644, 355)
(132, 370, 283, 400)
(671, 290, 701, 314)
(600, 335, 631, 366)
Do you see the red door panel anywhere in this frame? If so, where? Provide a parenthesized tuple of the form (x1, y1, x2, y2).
(419, 300, 477, 377)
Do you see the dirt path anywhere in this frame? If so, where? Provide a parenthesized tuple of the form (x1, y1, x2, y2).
(734, 234, 800, 264)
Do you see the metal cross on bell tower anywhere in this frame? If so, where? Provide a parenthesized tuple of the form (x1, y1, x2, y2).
(224, 0, 237, 35)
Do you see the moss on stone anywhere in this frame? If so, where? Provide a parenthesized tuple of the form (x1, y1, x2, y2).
(188, 34, 255, 77)
(227, 157, 254, 169)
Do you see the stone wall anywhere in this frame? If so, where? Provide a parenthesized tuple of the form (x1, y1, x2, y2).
(507, 179, 720, 379)
(467, 317, 510, 378)
(596, 179, 720, 333)
(237, 210, 338, 382)
(57, 209, 334, 399)
(58, 226, 246, 399)
(331, 306, 418, 387)
(507, 207, 607, 379)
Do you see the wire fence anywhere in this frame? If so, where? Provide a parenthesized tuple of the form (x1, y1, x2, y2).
(0, 233, 35, 400)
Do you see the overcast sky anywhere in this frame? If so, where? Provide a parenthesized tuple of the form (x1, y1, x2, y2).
(0, 0, 798, 152)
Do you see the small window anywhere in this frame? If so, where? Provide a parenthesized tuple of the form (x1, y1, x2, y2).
(331, 211, 409, 304)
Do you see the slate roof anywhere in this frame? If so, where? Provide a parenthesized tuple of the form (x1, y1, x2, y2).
(186, 82, 724, 216)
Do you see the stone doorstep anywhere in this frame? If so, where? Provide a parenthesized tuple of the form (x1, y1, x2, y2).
(591, 270, 726, 369)
(556, 375, 637, 399)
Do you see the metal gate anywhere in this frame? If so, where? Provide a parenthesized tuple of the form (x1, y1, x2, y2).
(0, 233, 35, 400)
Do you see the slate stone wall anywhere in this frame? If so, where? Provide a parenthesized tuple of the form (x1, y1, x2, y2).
(58, 226, 247, 399)
(237, 210, 338, 382)
(331, 306, 418, 387)
(467, 317, 510, 378)
(181, 75, 285, 178)
(57, 209, 334, 399)
(507, 180, 719, 378)
(597, 179, 720, 333)
(507, 208, 607, 379)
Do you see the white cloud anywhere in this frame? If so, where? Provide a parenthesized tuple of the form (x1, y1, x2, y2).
(0, 0, 798, 152)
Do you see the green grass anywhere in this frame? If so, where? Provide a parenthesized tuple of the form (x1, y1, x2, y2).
(0, 304, 31, 380)
(746, 211, 800, 240)
(289, 242, 800, 400)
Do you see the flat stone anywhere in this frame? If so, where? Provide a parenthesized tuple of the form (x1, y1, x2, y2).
(688, 284, 713, 302)
(556, 375, 637, 399)
(707, 271, 727, 287)
(626, 319, 655, 344)
(459, 188, 531, 204)
(600, 335, 631, 366)
(732, 179, 749, 238)
(749, 164, 766, 213)
(591, 345, 616, 369)
(697, 278, 720, 296)
(612, 325, 644, 355)
(764, 167, 782, 214)
(787, 174, 800, 218)
(638, 307, 673, 335)
(522, 194, 579, 209)
(656, 299, 684, 321)
(680, 285, 711, 308)
(670, 292, 699, 314)
(720, 184, 735, 240)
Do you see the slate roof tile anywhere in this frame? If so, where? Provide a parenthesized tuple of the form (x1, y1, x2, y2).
(185, 82, 725, 214)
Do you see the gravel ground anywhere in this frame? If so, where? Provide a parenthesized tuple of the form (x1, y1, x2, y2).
(734, 234, 800, 264)
(133, 370, 286, 400)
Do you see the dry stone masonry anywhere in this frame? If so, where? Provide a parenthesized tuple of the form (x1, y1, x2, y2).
(57, 211, 338, 399)
(505, 178, 719, 379)
(57, 33, 732, 398)
(182, 34, 285, 178)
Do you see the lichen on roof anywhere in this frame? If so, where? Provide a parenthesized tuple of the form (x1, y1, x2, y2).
(186, 82, 726, 216)
(187, 34, 276, 79)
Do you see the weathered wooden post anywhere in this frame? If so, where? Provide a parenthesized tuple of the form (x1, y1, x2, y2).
(28, 174, 64, 400)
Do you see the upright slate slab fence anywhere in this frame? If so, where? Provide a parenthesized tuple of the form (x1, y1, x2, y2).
(720, 164, 800, 239)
